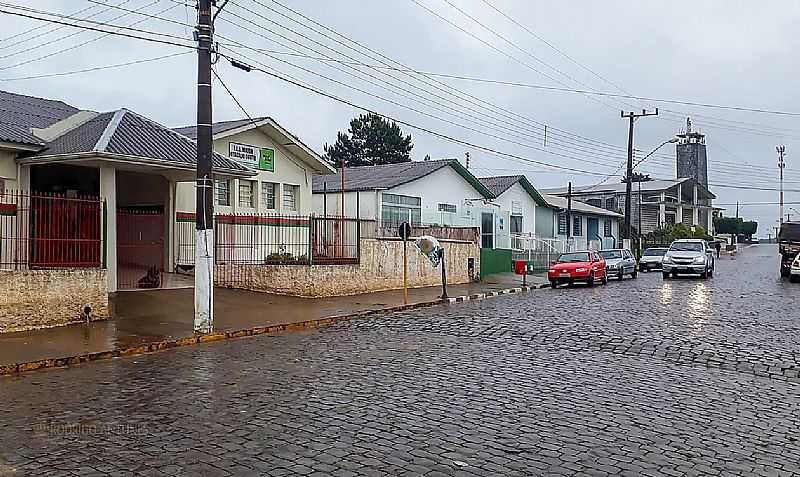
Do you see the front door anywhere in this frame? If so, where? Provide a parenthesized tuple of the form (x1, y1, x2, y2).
(481, 212, 494, 248)
(587, 218, 599, 243)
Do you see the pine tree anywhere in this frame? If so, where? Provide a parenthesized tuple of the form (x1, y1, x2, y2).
(323, 113, 413, 167)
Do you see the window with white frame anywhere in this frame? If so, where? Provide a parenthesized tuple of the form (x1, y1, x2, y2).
(238, 180, 255, 208)
(215, 180, 230, 206)
(261, 181, 277, 210)
(381, 193, 421, 226)
(282, 184, 299, 211)
(438, 203, 457, 214)
(510, 215, 523, 234)
(573, 216, 582, 236)
(605, 197, 616, 210)
(558, 213, 568, 235)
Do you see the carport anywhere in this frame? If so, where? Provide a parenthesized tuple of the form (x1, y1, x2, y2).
(17, 108, 255, 292)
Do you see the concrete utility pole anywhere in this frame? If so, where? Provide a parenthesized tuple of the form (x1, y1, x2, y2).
(194, 0, 215, 334)
(621, 109, 659, 240)
(777, 145, 786, 224)
(566, 181, 572, 241)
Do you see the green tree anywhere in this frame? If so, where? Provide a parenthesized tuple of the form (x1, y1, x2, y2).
(741, 221, 758, 239)
(323, 113, 413, 167)
(714, 217, 743, 235)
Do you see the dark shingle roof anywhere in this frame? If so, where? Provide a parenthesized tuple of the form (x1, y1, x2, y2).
(34, 109, 252, 174)
(312, 159, 494, 198)
(174, 117, 268, 140)
(478, 175, 551, 208)
(478, 175, 522, 197)
(0, 89, 80, 145)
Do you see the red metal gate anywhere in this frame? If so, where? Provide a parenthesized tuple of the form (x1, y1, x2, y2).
(29, 193, 102, 268)
(117, 208, 165, 289)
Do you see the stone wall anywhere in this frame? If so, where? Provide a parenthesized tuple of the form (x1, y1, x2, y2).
(217, 238, 479, 297)
(0, 269, 109, 333)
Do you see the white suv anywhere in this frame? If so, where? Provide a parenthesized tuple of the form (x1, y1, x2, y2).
(662, 239, 715, 279)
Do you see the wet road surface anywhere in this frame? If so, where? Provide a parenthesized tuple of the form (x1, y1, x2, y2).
(1, 244, 799, 476)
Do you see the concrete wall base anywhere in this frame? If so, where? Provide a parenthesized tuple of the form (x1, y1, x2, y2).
(0, 269, 109, 333)
(217, 238, 479, 297)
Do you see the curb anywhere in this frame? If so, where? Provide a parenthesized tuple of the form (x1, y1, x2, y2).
(1, 284, 544, 376)
(445, 284, 541, 303)
(0, 299, 446, 376)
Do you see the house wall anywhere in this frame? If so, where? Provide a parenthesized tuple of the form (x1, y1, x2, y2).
(311, 190, 378, 219)
(0, 269, 108, 333)
(0, 150, 18, 190)
(492, 183, 537, 235)
(535, 206, 555, 238)
(390, 166, 485, 224)
(176, 128, 315, 215)
(215, 237, 478, 297)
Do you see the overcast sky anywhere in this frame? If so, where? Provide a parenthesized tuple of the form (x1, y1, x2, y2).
(4, 0, 800, 236)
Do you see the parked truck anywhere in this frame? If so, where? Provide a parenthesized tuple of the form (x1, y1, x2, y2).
(778, 222, 800, 277)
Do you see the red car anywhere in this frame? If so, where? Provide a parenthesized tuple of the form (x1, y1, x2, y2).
(548, 250, 608, 288)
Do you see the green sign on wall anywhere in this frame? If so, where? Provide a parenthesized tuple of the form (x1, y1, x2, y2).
(259, 148, 274, 172)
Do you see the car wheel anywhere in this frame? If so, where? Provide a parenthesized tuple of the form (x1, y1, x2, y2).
(790, 275, 799, 283)
(640, 265, 646, 273)
(662, 271, 670, 279)
(602, 273, 608, 285)
(701, 269, 708, 279)
(550, 280, 557, 289)
(631, 269, 638, 279)
(618, 271, 624, 281)
(781, 266, 791, 277)
(708, 266, 714, 278)
(587, 274, 594, 287)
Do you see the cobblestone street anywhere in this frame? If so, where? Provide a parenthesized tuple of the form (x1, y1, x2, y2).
(2, 245, 800, 476)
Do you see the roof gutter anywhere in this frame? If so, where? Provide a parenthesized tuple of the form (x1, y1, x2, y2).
(17, 151, 256, 177)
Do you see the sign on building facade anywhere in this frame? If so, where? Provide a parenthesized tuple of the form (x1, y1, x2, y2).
(228, 142, 275, 172)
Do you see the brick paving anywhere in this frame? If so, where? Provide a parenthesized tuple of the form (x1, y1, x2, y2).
(1, 245, 800, 476)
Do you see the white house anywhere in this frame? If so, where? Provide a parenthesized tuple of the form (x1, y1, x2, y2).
(311, 158, 496, 232)
(477, 175, 558, 239)
(174, 117, 336, 216)
(542, 194, 623, 250)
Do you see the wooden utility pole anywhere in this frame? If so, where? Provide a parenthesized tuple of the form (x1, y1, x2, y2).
(621, 109, 659, 240)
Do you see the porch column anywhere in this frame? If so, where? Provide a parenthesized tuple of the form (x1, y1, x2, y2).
(692, 185, 699, 226)
(658, 192, 666, 229)
(707, 209, 713, 234)
(17, 164, 30, 191)
(100, 166, 117, 293)
(166, 180, 177, 272)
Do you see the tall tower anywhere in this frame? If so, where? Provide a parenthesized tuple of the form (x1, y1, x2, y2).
(676, 117, 708, 187)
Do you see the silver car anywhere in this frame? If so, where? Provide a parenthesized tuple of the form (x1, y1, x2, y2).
(662, 239, 715, 279)
(599, 249, 638, 280)
(639, 247, 668, 272)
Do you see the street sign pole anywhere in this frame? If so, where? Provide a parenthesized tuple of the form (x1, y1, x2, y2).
(440, 247, 448, 299)
(399, 222, 411, 304)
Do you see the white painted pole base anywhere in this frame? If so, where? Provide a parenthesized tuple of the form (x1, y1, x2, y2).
(194, 229, 214, 333)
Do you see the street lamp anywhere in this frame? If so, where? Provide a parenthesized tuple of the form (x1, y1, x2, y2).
(634, 137, 679, 169)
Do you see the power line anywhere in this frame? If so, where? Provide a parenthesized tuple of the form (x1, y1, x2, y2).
(0, 2, 97, 43)
(0, 51, 192, 81)
(0, 6, 195, 57)
(221, 52, 612, 177)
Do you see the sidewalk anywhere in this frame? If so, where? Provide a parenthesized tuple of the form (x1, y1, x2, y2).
(0, 272, 545, 372)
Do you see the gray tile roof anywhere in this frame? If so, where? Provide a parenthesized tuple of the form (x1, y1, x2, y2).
(34, 109, 252, 174)
(0, 89, 79, 145)
(174, 117, 268, 140)
(542, 177, 715, 200)
(542, 194, 623, 218)
(478, 175, 523, 197)
(312, 159, 493, 196)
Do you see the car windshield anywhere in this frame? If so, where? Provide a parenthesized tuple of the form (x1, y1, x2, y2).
(670, 242, 704, 252)
(643, 248, 667, 256)
(599, 250, 622, 259)
(557, 252, 590, 263)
